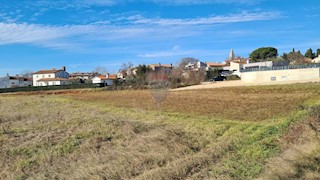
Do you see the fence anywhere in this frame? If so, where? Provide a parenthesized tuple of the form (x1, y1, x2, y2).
(241, 63, 320, 73)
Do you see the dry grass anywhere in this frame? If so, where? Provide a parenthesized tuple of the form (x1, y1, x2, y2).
(67, 83, 320, 121)
(0, 83, 319, 179)
(259, 106, 320, 180)
(0, 96, 238, 179)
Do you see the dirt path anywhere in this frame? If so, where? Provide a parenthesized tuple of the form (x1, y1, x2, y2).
(171, 78, 320, 91)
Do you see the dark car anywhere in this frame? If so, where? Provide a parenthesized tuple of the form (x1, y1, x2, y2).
(210, 76, 226, 81)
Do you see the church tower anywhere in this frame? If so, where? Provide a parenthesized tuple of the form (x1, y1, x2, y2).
(229, 49, 235, 60)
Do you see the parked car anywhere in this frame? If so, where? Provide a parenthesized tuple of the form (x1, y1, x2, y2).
(210, 76, 226, 81)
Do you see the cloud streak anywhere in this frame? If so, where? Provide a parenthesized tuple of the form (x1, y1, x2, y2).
(28, 0, 259, 8)
(149, 0, 259, 5)
(0, 11, 280, 52)
(131, 11, 280, 26)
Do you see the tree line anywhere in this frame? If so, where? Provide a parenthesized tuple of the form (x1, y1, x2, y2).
(249, 47, 320, 64)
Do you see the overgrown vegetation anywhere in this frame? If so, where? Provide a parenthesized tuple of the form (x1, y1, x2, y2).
(0, 83, 98, 93)
(0, 83, 319, 179)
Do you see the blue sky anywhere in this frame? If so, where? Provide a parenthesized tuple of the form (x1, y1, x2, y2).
(0, 0, 320, 75)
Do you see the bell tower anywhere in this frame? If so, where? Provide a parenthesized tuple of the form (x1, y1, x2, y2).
(229, 49, 235, 60)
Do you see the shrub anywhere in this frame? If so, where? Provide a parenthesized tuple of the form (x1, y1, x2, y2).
(226, 75, 241, 81)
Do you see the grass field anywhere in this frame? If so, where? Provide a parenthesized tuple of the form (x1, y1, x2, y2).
(0, 83, 319, 179)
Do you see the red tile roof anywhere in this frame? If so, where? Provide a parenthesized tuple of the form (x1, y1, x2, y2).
(97, 76, 117, 80)
(33, 69, 62, 74)
(206, 62, 227, 67)
(149, 64, 173, 68)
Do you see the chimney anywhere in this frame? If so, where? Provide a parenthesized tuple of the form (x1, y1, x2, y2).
(170, 63, 173, 67)
(159, 63, 161, 67)
(246, 59, 250, 64)
(62, 66, 66, 71)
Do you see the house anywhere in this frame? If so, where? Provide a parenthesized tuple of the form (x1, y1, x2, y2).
(0, 75, 32, 88)
(228, 60, 273, 77)
(117, 68, 138, 80)
(149, 63, 173, 75)
(69, 72, 98, 83)
(185, 61, 208, 71)
(33, 66, 70, 86)
(206, 62, 227, 69)
(312, 55, 320, 63)
(92, 74, 117, 86)
(69, 72, 98, 80)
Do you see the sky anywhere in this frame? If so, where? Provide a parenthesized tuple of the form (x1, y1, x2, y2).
(0, 0, 320, 75)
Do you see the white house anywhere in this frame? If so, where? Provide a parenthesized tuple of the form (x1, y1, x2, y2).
(92, 74, 117, 86)
(228, 60, 273, 77)
(185, 61, 208, 71)
(312, 55, 320, 63)
(0, 75, 32, 88)
(69, 72, 98, 81)
(33, 66, 70, 86)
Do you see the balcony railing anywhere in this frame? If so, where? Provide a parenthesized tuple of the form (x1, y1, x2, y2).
(240, 63, 320, 72)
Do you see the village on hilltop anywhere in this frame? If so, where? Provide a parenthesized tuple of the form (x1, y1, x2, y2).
(1, 47, 320, 89)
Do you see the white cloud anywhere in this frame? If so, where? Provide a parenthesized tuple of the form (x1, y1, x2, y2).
(16, 0, 261, 10)
(149, 0, 258, 5)
(138, 48, 228, 59)
(139, 51, 191, 58)
(0, 23, 100, 50)
(132, 11, 280, 26)
(0, 10, 281, 52)
(29, 0, 118, 9)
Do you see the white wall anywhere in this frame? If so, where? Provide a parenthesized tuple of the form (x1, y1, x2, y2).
(241, 68, 320, 83)
(0, 77, 32, 88)
(92, 77, 113, 86)
(33, 73, 55, 86)
(36, 80, 71, 86)
(0, 77, 10, 88)
(33, 71, 69, 86)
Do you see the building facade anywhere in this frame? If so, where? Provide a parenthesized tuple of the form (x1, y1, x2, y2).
(241, 65, 320, 83)
(92, 74, 116, 86)
(149, 63, 173, 75)
(33, 66, 70, 86)
(0, 76, 32, 88)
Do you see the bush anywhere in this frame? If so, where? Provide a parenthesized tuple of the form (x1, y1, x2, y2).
(0, 84, 98, 93)
(226, 75, 241, 81)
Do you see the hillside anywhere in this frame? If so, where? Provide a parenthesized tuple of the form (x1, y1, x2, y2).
(0, 83, 319, 179)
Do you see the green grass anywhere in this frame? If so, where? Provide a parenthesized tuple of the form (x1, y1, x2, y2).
(0, 83, 319, 179)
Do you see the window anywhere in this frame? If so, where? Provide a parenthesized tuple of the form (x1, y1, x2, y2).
(271, 77, 276, 81)
(48, 75, 51, 78)
(42, 75, 44, 78)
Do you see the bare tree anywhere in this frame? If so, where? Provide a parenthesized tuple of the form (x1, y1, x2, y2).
(93, 66, 108, 75)
(19, 70, 33, 78)
(120, 62, 134, 72)
(177, 57, 199, 69)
